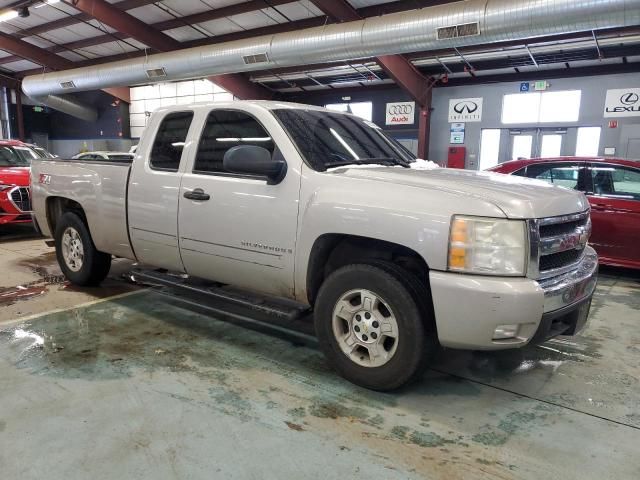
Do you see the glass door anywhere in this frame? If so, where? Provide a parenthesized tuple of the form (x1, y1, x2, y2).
(540, 134, 563, 157)
(511, 129, 565, 160)
(511, 134, 534, 160)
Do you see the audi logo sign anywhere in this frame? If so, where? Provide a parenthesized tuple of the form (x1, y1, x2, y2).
(388, 105, 413, 115)
(448, 97, 483, 122)
(604, 88, 640, 118)
(385, 101, 415, 125)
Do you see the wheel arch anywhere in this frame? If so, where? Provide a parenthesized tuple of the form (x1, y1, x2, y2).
(46, 196, 88, 236)
(305, 234, 434, 320)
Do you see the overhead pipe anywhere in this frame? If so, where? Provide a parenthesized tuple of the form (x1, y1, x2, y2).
(22, 0, 640, 100)
(31, 93, 98, 123)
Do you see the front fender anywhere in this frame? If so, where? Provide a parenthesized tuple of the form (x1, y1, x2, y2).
(293, 168, 506, 301)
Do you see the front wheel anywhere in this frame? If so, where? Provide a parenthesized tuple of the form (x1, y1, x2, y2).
(55, 212, 111, 286)
(314, 263, 435, 391)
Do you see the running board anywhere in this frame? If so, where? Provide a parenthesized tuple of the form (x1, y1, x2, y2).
(130, 268, 312, 323)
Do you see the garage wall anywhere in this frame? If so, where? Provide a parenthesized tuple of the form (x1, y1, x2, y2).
(129, 80, 233, 139)
(290, 72, 640, 167)
(288, 87, 418, 141)
(11, 90, 131, 157)
(429, 72, 640, 168)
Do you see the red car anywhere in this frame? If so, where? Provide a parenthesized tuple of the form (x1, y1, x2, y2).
(0, 140, 39, 225)
(489, 157, 640, 270)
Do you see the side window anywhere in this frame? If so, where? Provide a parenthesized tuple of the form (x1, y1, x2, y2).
(525, 162, 586, 190)
(150, 111, 194, 171)
(194, 110, 274, 174)
(591, 164, 640, 200)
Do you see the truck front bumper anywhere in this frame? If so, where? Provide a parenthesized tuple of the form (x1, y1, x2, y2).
(429, 246, 598, 350)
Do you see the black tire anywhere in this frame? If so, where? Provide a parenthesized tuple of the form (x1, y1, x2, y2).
(55, 212, 111, 286)
(314, 262, 437, 391)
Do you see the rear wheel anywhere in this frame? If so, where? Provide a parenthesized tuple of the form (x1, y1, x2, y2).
(55, 212, 111, 286)
(314, 263, 436, 391)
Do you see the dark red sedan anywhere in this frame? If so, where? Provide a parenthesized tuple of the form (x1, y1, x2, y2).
(488, 157, 640, 270)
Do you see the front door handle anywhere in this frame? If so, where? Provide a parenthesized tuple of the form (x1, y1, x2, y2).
(184, 188, 210, 201)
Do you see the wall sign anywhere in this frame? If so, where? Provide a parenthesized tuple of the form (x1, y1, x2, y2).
(385, 101, 415, 125)
(534, 80, 548, 91)
(448, 97, 483, 122)
(450, 122, 465, 144)
(604, 88, 640, 117)
(520, 83, 530, 92)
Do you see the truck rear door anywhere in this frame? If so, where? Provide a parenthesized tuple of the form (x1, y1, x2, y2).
(128, 111, 195, 271)
(177, 107, 301, 297)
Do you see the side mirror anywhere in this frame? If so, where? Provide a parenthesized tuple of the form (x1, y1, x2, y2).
(223, 145, 286, 183)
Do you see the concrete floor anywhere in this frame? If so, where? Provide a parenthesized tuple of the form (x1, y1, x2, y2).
(1, 226, 639, 479)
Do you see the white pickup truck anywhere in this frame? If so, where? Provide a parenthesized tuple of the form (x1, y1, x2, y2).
(31, 101, 598, 390)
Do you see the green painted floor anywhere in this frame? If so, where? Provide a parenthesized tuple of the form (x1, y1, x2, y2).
(1, 269, 639, 479)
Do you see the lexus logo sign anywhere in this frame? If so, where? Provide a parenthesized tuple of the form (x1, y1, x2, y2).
(385, 101, 415, 125)
(449, 97, 483, 122)
(604, 88, 640, 117)
(620, 92, 639, 105)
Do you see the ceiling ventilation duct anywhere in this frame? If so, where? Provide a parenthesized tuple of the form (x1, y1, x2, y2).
(22, 0, 640, 104)
(30, 93, 98, 122)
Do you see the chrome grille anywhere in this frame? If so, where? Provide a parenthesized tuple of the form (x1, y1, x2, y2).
(9, 187, 32, 213)
(528, 211, 591, 279)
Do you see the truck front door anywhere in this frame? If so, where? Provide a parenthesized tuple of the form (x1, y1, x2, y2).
(178, 108, 301, 297)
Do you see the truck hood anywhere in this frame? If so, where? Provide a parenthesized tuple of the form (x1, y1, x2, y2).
(0, 167, 30, 187)
(332, 166, 588, 219)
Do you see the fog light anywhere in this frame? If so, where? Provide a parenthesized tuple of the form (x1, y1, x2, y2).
(493, 324, 519, 340)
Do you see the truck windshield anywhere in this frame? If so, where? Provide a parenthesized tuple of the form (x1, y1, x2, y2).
(273, 109, 415, 171)
(0, 146, 33, 167)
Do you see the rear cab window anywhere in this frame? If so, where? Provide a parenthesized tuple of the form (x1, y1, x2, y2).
(150, 111, 194, 171)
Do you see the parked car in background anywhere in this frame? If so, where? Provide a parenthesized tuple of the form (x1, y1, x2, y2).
(489, 157, 640, 270)
(27, 144, 57, 159)
(0, 140, 36, 225)
(72, 151, 134, 162)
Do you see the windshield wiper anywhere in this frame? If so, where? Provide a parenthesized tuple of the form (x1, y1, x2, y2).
(324, 157, 410, 169)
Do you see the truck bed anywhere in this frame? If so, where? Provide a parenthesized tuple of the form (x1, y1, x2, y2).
(30, 157, 135, 260)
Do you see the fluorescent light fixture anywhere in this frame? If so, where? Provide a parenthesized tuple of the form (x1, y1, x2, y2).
(0, 10, 18, 22)
(35, 0, 61, 8)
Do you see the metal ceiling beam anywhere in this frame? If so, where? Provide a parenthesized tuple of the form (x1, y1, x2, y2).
(309, 0, 432, 107)
(1, 0, 302, 65)
(0, 31, 130, 102)
(0, 74, 19, 90)
(0, 31, 72, 71)
(5, 0, 451, 67)
(63, 0, 182, 52)
(13, 0, 158, 39)
(63, 0, 272, 100)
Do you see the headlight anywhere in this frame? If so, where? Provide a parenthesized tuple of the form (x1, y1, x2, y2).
(448, 216, 527, 276)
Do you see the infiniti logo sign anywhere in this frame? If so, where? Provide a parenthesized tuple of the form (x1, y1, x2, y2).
(453, 101, 478, 114)
(449, 97, 483, 122)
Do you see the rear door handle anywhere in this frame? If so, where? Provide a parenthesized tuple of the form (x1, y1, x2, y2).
(184, 188, 210, 201)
